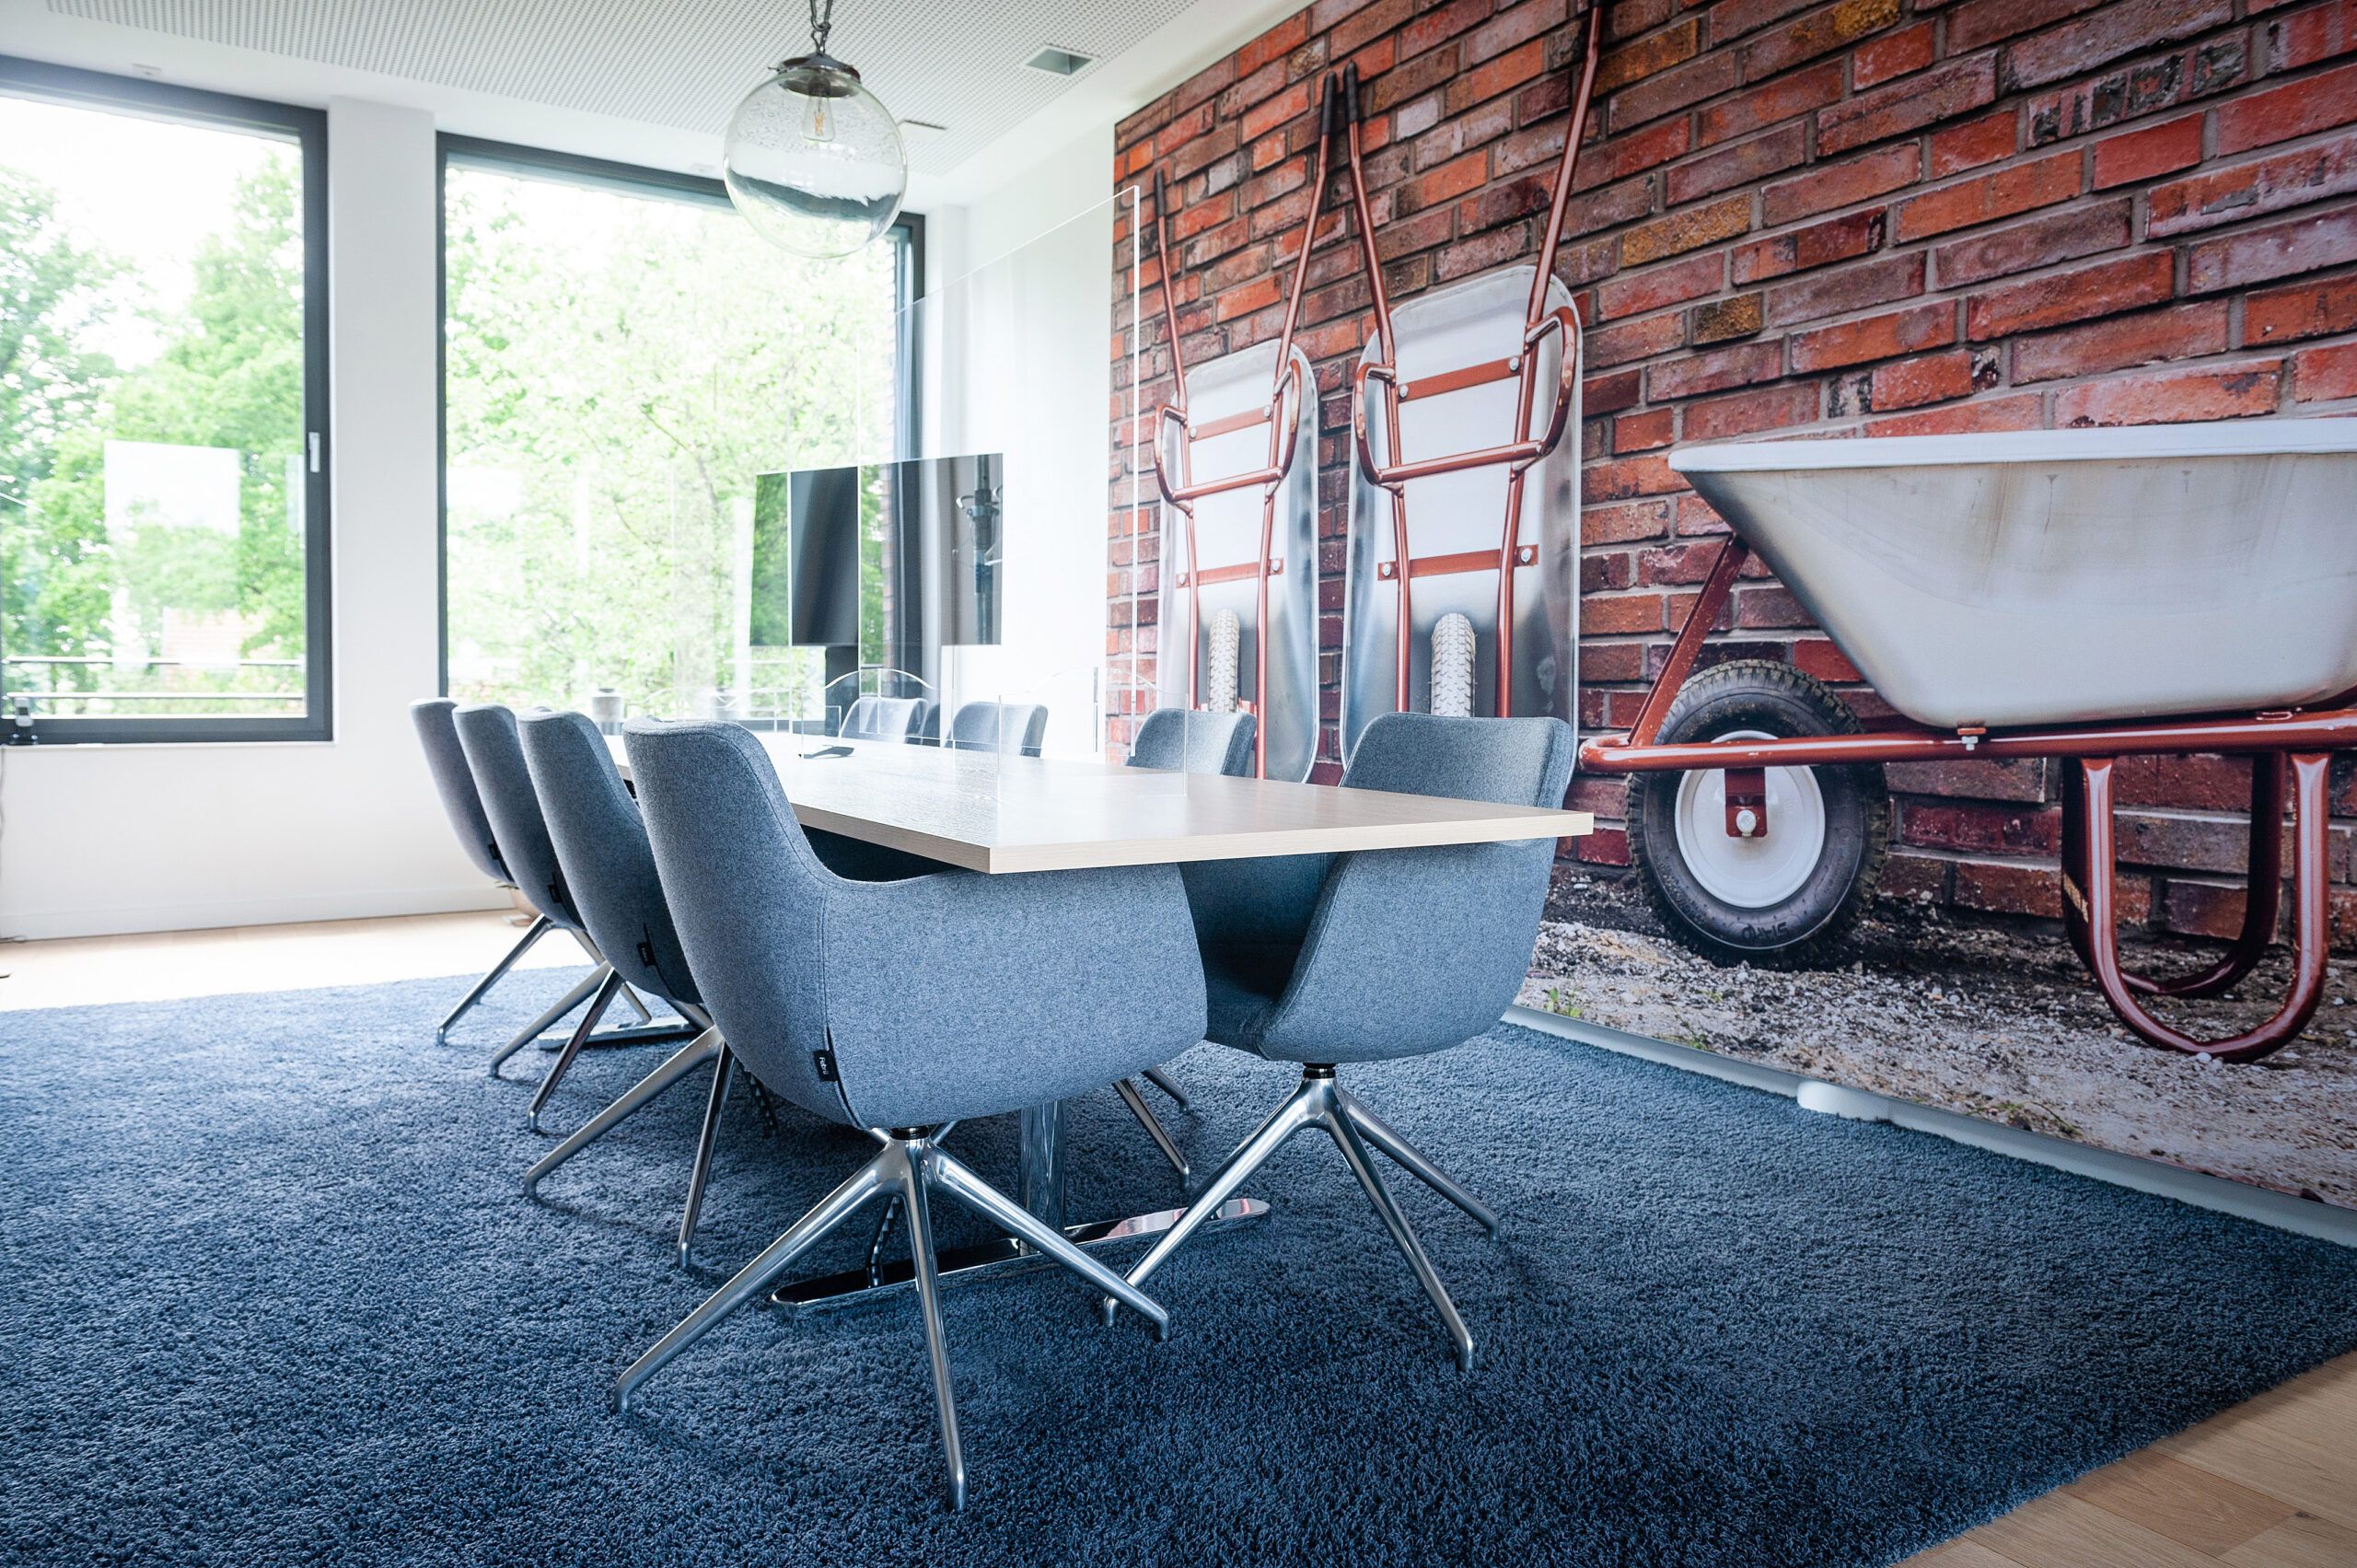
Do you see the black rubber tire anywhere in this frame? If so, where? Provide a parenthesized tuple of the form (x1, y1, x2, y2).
(1625, 659, 1889, 969)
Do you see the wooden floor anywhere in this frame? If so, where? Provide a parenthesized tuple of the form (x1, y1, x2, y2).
(5, 911, 2352, 1565)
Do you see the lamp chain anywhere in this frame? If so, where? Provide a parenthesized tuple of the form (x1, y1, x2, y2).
(808, 0, 835, 55)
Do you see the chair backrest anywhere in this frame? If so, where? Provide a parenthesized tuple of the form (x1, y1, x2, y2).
(411, 698, 507, 887)
(517, 710, 699, 1006)
(947, 701, 1048, 757)
(1260, 713, 1574, 1060)
(453, 704, 583, 934)
(1127, 708, 1256, 777)
(839, 695, 926, 743)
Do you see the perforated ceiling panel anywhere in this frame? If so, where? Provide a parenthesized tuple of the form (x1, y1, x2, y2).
(44, 0, 1202, 172)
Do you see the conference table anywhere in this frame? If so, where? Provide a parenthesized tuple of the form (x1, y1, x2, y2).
(608, 727, 1592, 1312)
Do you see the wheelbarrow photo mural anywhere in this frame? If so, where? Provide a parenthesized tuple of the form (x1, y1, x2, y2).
(1580, 421, 2357, 1064)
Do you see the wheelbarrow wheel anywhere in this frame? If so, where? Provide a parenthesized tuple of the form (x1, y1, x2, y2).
(1626, 659, 1888, 968)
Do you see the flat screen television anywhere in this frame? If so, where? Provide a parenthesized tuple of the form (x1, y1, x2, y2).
(749, 465, 861, 648)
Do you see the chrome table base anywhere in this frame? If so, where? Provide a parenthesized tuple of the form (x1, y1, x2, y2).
(768, 1194, 1269, 1315)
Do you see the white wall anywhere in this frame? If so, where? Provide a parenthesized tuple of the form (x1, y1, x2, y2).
(0, 100, 489, 940)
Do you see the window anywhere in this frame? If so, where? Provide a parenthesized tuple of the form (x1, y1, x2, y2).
(0, 58, 330, 743)
(438, 138, 917, 722)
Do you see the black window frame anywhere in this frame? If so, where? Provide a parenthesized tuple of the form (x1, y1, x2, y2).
(433, 134, 925, 698)
(0, 55, 332, 745)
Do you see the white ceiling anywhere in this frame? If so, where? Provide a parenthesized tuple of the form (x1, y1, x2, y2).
(7, 0, 1304, 204)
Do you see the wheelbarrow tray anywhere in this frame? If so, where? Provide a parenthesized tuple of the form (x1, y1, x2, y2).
(1672, 421, 2357, 730)
(1154, 337, 1321, 782)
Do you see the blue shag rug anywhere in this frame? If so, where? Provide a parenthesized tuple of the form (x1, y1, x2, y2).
(5, 967, 2356, 1566)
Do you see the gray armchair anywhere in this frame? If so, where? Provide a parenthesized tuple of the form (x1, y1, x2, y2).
(1125, 707, 1256, 777)
(1111, 713, 1577, 1370)
(411, 698, 557, 1043)
(452, 704, 663, 1075)
(837, 694, 927, 743)
(946, 700, 1048, 756)
(615, 717, 1203, 1509)
(516, 711, 746, 1267)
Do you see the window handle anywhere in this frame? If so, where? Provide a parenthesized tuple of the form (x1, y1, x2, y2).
(308, 432, 321, 473)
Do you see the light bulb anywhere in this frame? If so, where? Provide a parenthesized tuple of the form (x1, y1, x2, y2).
(804, 93, 833, 144)
(722, 53, 906, 260)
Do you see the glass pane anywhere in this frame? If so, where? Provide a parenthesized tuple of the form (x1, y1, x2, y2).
(0, 92, 310, 724)
(440, 159, 900, 725)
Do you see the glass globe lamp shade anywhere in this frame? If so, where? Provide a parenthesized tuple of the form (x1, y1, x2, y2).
(724, 54, 907, 260)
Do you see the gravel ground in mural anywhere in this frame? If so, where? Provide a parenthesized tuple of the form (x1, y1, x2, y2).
(1521, 872, 2357, 1209)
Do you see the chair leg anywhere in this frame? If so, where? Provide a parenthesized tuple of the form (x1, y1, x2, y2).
(618, 982, 656, 1026)
(896, 1150, 967, 1512)
(528, 969, 623, 1132)
(1106, 1076, 1323, 1321)
(925, 1146, 1170, 1330)
(521, 1028, 723, 1197)
(611, 1154, 890, 1412)
(1143, 1064, 1190, 1110)
(1340, 1093, 1500, 1235)
(488, 963, 609, 1075)
(1325, 1107, 1475, 1372)
(676, 1047, 735, 1268)
(1113, 1077, 1190, 1178)
(437, 913, 551, 1044)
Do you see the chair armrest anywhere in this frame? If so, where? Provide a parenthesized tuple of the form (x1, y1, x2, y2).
(820, 865, 1209, 1129)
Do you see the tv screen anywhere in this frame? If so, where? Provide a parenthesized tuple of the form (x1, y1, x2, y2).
(749, 465, 861, 647)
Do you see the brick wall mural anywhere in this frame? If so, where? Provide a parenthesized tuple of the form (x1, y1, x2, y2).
(1109, 0, 2357, 946)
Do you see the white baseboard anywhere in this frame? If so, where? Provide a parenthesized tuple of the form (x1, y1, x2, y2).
(2, 885, 512, 942)
(1504, 1004, 2357, 1250)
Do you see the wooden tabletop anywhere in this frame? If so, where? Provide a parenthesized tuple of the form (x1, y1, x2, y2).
(609, 732, 1592, 875)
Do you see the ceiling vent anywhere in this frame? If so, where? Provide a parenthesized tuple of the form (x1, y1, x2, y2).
(1024, 46, 1094, 76)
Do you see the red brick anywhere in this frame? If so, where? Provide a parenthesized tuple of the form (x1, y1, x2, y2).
(1707, 0, 1822, 42)
(1948, 0, 2101, 53)
(1965, 250, 2177, 340)
(2246, 273, 2357, 343)
(1870, 350, 1981, 410)
(1468, 0, 1566, 65)
(1952, 858, 2065, 920)
(1596, 17, 1703, 92)
(1902, 800, 2061, 855)
(1691, 293, 1767, 343)
(1621, 196, 1754, 265)
(1563, 119, 1693, 188)
(1998, 0, 2235, 94)
(1583, 498, 1675, 544)
(1732, 209, 1886, 285)
(1817, 56, 1998, 156)
(2217, 60, 2357, 156)
(1855, 21, 1937, 88)
(2293, 339, 2357, 398)
(1791, 302, 1957, 372)
(2012, 299, 2231, 381)
(1865, 389, 2045, 436)
(2154, 135, 2357, 238)
(1893, 151, 2084, 243)
(1588, 311, 1689, 367)
(1931, 110, 2020, 178)
(1667, 124, 1809, 206)
(1682, 381, 1821, 438)
(1933, 199, 2134, 289)
(2267, 0, 2357, 72)
(1697, 62, 1846, 146)
(1585, 368, 1645, 414)
(2053, 359, 2286, 425)
(1584, 454, 1687, 502)
(1741, 0, 1902, 81)
(1584, 593, 1668, 633)
(2186, 203, 2357, 291)
(1234, 10, 1308, 75)
(1610, 49, 1739, 131)
(2091, 113, 2205, 190)
(1648, 340, 1786, 400)
(2113, 753, 2256, 811)
(1763, 251, 1925, 327)
(1887, 757, 2051, 803)
(1615, 407, 1678, 452)
(1792, 637, 1863, 683)
(1762, 144, 1921, 226)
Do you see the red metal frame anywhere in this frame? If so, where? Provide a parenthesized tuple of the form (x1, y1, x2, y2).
(1340, 13, 1601, 720)
(1580, 532, 2352, 1062)
(1146, 78, 1344, 778)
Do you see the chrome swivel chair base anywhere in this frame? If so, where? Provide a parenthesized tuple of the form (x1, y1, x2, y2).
(435, 912, 552, 1044)
(1113, 1077, 1190, 1177)
(1105, 1064, 1498, 1370)
(610, 1128, 1172, 1512)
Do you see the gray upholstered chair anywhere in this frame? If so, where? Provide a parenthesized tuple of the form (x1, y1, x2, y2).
(452, 703, 669, 1076)
(615, 717, 1202, 1510)
(1110, 713, 1577, 1370)
(512, 714, 749, 1260)
(412, 697, 563, 1043)
(946, 700, 1048, 756)
(1126, 706, 1256, 778)
(1108, 706, 1262, 1162)
(837, 694, 927, 743)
